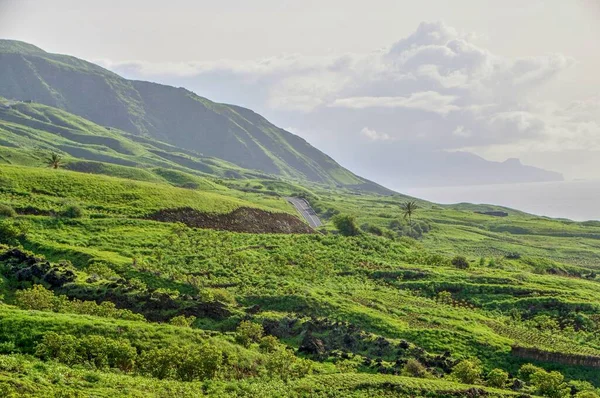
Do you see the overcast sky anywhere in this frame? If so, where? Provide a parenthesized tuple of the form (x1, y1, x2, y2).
(1, 0, 600, 184)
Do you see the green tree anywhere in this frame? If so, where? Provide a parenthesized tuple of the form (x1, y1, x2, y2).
(487, 368, 509, 388)
(452, 359, 482, 384)
(47, 152, 63, 169)
(332, 214, 361, 237)
(400, 201, 419, 227)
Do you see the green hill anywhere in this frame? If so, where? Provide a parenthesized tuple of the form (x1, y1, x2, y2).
(0, 39, 389, 193)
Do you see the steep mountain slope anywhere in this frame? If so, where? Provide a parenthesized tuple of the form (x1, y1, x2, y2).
(0, 39, 389, 193)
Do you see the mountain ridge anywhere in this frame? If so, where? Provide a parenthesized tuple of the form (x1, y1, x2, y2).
(0, 39, 392, 194)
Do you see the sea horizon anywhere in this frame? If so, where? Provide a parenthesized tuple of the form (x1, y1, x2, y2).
(402, 179, 600, 222)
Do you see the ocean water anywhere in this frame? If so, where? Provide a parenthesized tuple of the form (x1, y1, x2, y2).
(402, 180, 600, 222)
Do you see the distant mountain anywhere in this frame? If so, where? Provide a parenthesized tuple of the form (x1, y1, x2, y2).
(346, 145, 564, 189)
(0, 39, 390, 194)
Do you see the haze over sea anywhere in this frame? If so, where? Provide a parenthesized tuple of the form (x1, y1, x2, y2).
(403, 180, 600, 222)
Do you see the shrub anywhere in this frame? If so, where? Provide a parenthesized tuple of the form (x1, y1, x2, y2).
(138, 344, 222, 381)
(452, 359, 482, 384)
(36, 332, 137, 372)
(402, 358, 429, 378)
(61, 205, 83, 218)
(235, 321, 264, 347)
(0, 219, 28, 244)
(169, 315, 196, 327)
(361, 223, 384, 236)
(15, 284, 55, 311)
(138, 348, 174, 379)
(35, 332, 79, 365)
(530, 369, 570, 398)
(332, 214, 361, 236)
(173, 343, 223, 381)
(0, 204, 16, 218)
(265, 347, 312, 381)
(530, 315, 559, 331)
(575, 392, 600, 398)
(487, 368, 509, 388)
(259, 335, 280, 353)
(451, 256, 470, 269)
(518, 363, 543, 383)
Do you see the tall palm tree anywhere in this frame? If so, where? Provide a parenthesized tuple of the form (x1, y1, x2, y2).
(400, 200, 419, 227)
(47, 153, 63, 169)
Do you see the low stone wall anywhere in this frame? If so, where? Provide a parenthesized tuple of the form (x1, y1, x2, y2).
(511, 346, 600, 368)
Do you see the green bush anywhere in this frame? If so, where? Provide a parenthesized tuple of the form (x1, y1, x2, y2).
(486, 368, 508, 388)
(259, 335, 280, 353)
(169, 315, 196, 327)
(173, 343, 222, 381)
(518, 363, 543, 383)
(265, 347, 312, 381)
(0, 204, 16, 218)
(451, 359, 482, 384)
(402, 358, 429, 378)
(35, 332, 79, 365)
(575, 392, 600, 398)
(530, 369, 570, 398)
(332, 214, 361, 236)
(451, 256, 470, 269)
(0, 219, 28, 244)
(138, 344, 222, 381)
(235, 321, 264, 347)
(61, 205, 84, 218)
(15, 284, 55, 311)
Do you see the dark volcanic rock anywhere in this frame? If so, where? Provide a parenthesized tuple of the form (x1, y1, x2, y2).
(148, 207, 314, 234)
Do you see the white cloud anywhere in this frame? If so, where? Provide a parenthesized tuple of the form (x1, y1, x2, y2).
(103, 21, 592, 176)
(329, 91, 459, 115)
(360, 127, 392, 141)
(452, 125, 471, 137)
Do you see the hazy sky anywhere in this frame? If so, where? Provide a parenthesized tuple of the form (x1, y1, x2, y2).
(1, 0, 600, 183)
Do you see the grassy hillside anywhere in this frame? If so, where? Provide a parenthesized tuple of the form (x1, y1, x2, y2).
(0, 40, 389, 193)
(0, 156, 600, 396)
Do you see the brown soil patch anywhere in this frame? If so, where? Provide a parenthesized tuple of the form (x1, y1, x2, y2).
(147, 207, 314, 234)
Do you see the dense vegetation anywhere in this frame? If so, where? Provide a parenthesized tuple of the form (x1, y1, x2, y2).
(1, 152, 600, 396)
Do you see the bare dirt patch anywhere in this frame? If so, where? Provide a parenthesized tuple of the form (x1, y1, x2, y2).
(147, 207, 314, 234)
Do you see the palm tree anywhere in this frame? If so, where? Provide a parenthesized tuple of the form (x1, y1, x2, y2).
(47, 153, 63, 169)
(400, 200, 419, 227)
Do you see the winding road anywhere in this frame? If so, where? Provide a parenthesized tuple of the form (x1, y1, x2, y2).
(285, 197, 322, 228)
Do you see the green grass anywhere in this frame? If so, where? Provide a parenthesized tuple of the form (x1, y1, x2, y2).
(0, 164, 290, 217)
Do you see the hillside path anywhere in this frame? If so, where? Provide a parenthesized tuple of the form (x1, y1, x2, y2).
(285, 197, 322, 228)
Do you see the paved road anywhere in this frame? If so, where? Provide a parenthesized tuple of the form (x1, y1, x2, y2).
(285, 197, 322, 228)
